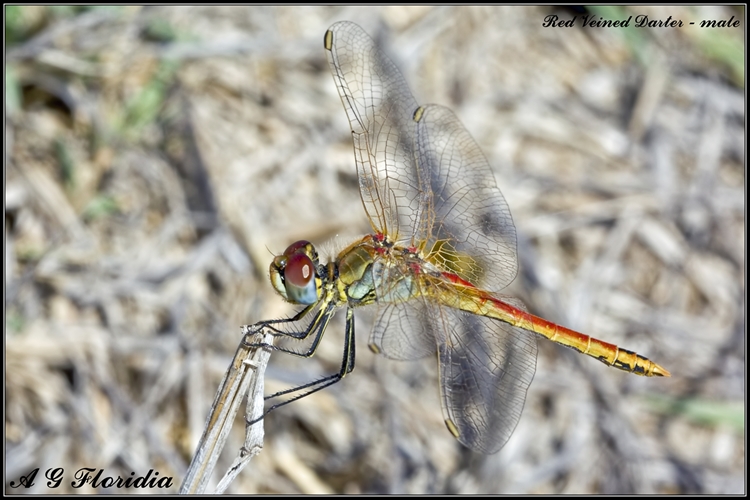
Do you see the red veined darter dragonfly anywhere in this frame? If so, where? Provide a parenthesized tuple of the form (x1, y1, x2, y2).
(249, 21, 669, 454)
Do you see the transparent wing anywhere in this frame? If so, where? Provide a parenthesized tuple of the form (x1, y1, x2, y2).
(324, 21, 429, 245)
(370, 301, 436, 360)
(433, 294, 537, 454)
(368, 258, 436, 360)
(369, 253, 537, 454)
(415, 104, 518, 291)
(327, 23, 532, 454)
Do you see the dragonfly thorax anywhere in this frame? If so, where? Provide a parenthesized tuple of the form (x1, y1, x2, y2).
(336, 240, 378, 305)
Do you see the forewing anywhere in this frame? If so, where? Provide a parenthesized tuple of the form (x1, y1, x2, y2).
(325, 21, 428, 245)
(415, 104, 518, 291)
(434, 295, 537, 454)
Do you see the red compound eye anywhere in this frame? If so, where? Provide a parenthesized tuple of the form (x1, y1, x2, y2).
(271, 240, 320, 305)
(285, 252, 314, 288)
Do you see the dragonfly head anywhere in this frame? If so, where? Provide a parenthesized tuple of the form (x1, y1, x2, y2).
(269, 240, 322, 305)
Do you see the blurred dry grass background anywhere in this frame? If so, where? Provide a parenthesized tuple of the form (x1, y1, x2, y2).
(5, 5, 745, 494)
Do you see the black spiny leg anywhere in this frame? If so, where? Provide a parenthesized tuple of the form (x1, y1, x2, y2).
(247, 306, 356, 426)
(241, 302, 317, 349)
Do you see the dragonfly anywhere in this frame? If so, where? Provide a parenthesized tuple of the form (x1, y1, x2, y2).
(251, 21, 670, 455)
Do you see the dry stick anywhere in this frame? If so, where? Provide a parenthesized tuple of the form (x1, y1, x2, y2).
(180, 325, 273, 494)
(214, 327, 273, 494)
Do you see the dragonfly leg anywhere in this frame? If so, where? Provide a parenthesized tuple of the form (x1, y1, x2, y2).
(247, 307, 356, 426)
(241, 303, 319, 350)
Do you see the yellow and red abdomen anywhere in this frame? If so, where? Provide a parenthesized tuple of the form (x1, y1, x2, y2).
(432, 273, 670, 377)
